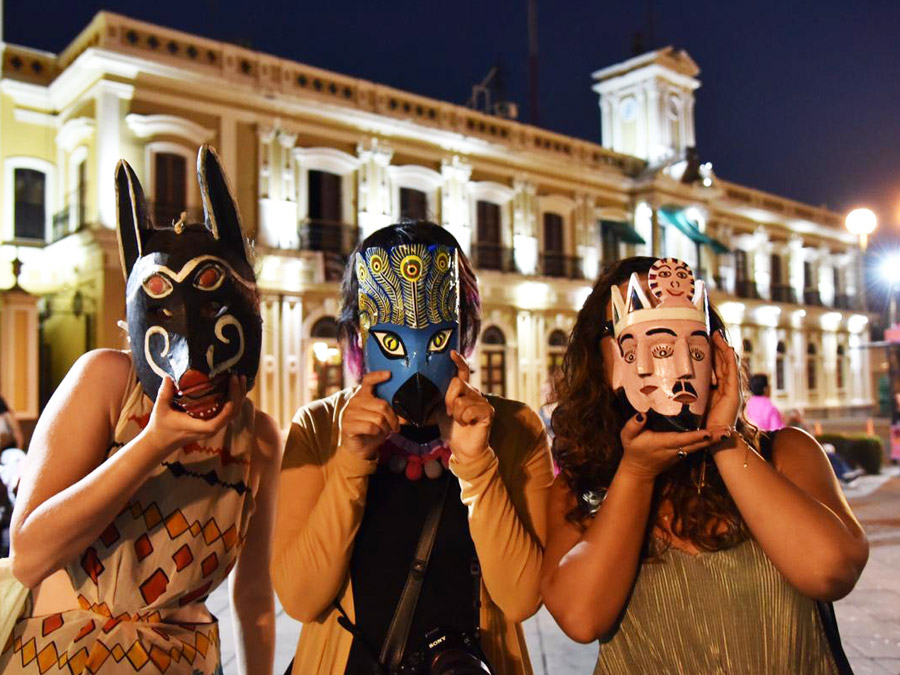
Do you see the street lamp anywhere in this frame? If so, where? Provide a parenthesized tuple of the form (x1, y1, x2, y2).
(845, 207, 878, 250)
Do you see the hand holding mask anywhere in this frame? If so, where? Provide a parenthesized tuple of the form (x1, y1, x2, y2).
(115, 145, 262, 420)
(610, 258, 713, 433)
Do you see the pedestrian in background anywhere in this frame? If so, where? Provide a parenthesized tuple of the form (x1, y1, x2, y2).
(746, 373, 784, 431)
(0, 396, 24, 453)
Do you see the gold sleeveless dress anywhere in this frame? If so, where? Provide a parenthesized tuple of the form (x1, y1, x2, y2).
(1, 363, 256, 674)
(595, 538, 840, 674)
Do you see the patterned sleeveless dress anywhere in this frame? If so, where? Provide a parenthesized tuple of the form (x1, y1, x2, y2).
(0, 361, 257, 674)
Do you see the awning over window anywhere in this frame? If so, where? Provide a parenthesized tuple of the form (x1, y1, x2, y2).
(601, 220, 646, 245)
(657, 207, 730, 254)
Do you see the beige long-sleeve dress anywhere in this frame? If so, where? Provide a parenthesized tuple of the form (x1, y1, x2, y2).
(271, 389, 554, 675)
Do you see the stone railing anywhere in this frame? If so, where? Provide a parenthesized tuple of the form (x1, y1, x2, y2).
(719, 180, 843, 230)
(30, 12, 646, 177)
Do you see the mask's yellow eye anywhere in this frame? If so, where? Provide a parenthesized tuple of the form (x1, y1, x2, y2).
(428, 328, 454, 354)
(372, 331, 406, 359)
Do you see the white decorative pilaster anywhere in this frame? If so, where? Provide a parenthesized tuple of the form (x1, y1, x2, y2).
(818, 245, 835, 306)
(357, 138, 394, 240)
(278, 132, 298, 205)
(257, 127, 277, 200)
(512, 177, 538, 275)
(753, 227, 772, 300)
(440, 155, 472, 255)
(94, 81, 134, 228)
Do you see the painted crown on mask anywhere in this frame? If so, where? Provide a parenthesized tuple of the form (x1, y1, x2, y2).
(115, 145, 262, 418)
(356, 243, 459, 339)
(610, 258, 710, 337)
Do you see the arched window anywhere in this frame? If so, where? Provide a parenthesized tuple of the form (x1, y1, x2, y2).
(547, 329, 568, 385)
(836, 344, 846, 391)
(775, 340, 787, 392)
(309, 316, 343, 400)
(806, 342, 818, 392)
(480, 326, 507, 397)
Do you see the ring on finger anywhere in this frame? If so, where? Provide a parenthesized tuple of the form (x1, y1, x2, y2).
(677, 448, 687, 460)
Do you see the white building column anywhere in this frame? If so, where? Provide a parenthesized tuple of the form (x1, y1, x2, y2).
(440, 155, 472, 255)
(94, 81, 134, 228)
(512, 177, 538, 275)
(357, 138, 394, 240)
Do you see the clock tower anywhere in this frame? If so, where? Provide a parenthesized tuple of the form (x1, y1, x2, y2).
(592, 47, 700, 166)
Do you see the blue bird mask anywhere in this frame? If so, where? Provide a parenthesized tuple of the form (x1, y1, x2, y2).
(357, 243, 459, 425)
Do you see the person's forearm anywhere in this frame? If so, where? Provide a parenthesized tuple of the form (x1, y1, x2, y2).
(542, 468, 653, 641)
(12, 432, 166, 587)
(452, 447, 550, 622)
(271, 447, 374, 622)
(231, 592, 276, 675)
(715, 436, 866, 599)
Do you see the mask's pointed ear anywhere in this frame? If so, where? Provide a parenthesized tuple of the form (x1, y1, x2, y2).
(115, 160, 150, 279)
(610, 285, 626, 335)
(198, 144, 250, 264)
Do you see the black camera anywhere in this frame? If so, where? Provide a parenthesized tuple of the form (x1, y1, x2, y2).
(395, 627, 493, 675)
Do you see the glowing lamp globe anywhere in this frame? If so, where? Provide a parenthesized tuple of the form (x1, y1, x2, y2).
(845, 208, 878, 249)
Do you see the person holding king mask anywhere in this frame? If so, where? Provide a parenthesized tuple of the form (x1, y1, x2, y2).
(272, 221, 553, 674)
(541, 256, 868, 674)
(1, 146, 279, 674)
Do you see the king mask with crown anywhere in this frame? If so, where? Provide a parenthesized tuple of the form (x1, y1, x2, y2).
(357, 230, 460, 426)
(610, 258, 713, 432)
(116, 145, 262, 419)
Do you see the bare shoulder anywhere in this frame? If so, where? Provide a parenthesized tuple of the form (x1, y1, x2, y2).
(70, 349, 132, 386)
(252, 409, 283, 467)
(770, 426, 829, 472)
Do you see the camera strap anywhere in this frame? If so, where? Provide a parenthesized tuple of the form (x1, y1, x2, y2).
(380, 475, 452, 669)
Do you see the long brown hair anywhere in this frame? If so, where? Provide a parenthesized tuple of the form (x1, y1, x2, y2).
(552, 258, 758, 554)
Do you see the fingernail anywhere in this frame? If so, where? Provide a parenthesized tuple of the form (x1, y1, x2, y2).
(704, 434, 711, 440)
(720, 433, 729, 440)
(636, 413, 644, 422)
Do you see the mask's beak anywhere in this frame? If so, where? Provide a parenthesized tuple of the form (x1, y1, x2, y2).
(392, 373, 442, 427)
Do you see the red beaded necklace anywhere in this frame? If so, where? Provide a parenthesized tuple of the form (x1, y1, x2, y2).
(378, 434, 452, 481)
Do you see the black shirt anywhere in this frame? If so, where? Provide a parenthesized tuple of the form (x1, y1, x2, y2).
(344, 429, 478, 674)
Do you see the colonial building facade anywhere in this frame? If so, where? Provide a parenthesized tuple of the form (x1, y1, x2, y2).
(0, 13, 873, 428)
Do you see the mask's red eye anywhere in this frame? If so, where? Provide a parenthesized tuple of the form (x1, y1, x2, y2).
(194, 265, 224, 290)
(143, 273, 172, 298)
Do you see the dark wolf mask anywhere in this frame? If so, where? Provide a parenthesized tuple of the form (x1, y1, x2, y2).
(115, 145, 262, 418)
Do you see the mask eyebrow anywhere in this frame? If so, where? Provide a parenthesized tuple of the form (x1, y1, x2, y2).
(617, 333, 635, 347)
(645, 328, 677, 336)
(691, 330, 708, 337)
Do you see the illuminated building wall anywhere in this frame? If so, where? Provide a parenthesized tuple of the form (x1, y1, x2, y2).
(0, 13, 872, 426)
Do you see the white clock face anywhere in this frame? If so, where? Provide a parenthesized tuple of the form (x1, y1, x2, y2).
(620, 97, 637, 122)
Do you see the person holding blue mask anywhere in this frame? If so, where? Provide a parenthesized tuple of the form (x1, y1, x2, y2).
(272, 221, 554, 675)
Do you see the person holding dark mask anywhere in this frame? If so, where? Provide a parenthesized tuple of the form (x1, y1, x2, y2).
(272, 221, 553, 674)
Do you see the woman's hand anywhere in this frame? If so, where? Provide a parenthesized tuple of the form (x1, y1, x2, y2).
(141, 375, 245, 458)
(704, 331, 742, 437)
(439, 351, 495, 462)
(339, 371, 400, 459)
(618, 413, 715, 482)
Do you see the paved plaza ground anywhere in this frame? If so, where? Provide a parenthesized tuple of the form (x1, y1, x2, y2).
(212, 466, 900, 674)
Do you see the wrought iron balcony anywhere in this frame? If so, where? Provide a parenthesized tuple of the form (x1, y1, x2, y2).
(470, 242, 517, 273)
(298, 219, 360, 257)
(540, 253, 583, 280)
(803, 289, 823, 306)
(770, 284, 797, 304)
(832, 293, 859, 310)
(735, 280, 760, 299)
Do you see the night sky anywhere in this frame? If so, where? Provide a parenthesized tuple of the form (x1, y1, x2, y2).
(6, 0, 900, 243)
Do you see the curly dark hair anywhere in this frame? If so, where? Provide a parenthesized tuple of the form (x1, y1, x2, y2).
(337, 220, 482, 381)
(552, 257, 759, 555)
